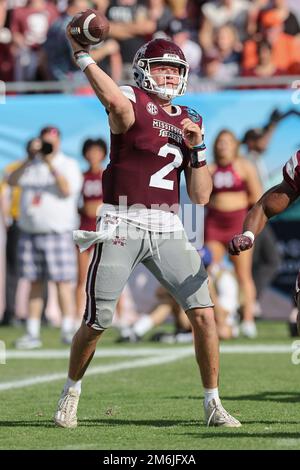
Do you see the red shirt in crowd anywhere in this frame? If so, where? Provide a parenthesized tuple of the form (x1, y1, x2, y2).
(80, 169, 103, 232)
(11, 2, 58, 49)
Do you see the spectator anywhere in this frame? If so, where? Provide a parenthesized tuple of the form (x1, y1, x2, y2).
(106, 0, 156, 81)
(117, 286, 192, 343)
(208, 262, 240, 340)
(202, 0, 250, 30)
(148, 0, 174, 38)
(242, 111, 283, 316)
(242, 107, 287, 190)
(92, 0, 109, 14)
(200, 24, 241, 83)
(185, 0, 204, 33)
(242, 39, 284, 82)
(243, 9, 300, 72)
(205, 129, 262, 338)
(167, 0, 187, 18)
(167, 17, 202, 79)
(7, 126, 82, 348)
(199, 0, 250, 52)
(257, 0, 300, 36)
(251, 225, 281, 309)
(0, 141, 51, 328)
(0, 143, 33, 325)
(287, 0, 300, 24)
(200, 51, 224, 90)
(274, 0, 300, 35)
(11, 0, 59, 80)
(213, 23, 241, 79)
(76, 138, 106, 328)
(247, 0, 274, 37)
(44, 0, 122, 83)
(0, 0, 14, 81)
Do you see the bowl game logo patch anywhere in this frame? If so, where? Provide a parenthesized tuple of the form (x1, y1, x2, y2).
(187, 107, 201, 123)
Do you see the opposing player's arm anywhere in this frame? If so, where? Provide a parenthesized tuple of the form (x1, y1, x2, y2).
(243, 179, 299, 236)
(66, 25, 135, 134)
(229, 179, 298, 255)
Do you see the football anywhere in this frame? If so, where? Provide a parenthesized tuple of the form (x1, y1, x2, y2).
(70, 9, 110, 46)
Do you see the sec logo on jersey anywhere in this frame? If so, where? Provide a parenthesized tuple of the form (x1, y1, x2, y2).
(146, 102, 158, 115)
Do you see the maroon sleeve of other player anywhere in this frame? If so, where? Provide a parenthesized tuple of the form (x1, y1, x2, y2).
(282, 150, 300, 193)
(10, 8, 24, 35)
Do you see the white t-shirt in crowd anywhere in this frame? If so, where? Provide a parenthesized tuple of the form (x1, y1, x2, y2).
(202, 0, 250, 30)
(288, 0, 300, 22)
(18, 152, 83, 233)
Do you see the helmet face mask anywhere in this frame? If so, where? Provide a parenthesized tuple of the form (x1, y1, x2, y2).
(133, 39, 189, 101)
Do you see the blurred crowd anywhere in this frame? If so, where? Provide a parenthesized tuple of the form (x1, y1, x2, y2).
(1, 117, 297, 349)
(1, 0, 300, 88)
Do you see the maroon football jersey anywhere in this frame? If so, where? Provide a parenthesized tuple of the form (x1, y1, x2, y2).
(211, 163, 247, 194)
(80, 169, 103, 231)
(102, 86, 203, 209)
(82, 169, 103, 203)
(283, 150, 300, 193)
(11, 5, 58, 48)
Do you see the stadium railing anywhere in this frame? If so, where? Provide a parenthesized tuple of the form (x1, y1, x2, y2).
(3, 75, 300, 94)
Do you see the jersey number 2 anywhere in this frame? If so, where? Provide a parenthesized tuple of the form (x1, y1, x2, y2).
(149, 143, 183, 191)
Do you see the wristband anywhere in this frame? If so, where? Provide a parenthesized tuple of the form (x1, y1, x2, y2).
(243, 230, 255, 242)
(73, 49, 88, 56)
(192, 142, 207, 150)
(190, 160, 207, 168)
(74, 51, 96, 72)
(190, 142, 207, 168)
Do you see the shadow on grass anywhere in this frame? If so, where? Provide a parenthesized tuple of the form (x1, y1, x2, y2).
(0, 420, 54, 428)
(167, 391, 300, 404)
(0, 418, 200, 428)
(182, 431, 300, 440)
(1, 416, 299, 429)
(221, 391, 300, 404)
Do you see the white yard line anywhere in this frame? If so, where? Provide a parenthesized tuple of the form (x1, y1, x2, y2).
(0, 343, 296, 392)
(4, 343, 295, 359)
(0, 349, 192, 392)
(220, 344, 295, 353)
(4, 347, 193, 359)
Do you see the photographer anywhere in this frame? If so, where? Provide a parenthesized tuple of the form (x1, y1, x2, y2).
(7, 126, 83, 348)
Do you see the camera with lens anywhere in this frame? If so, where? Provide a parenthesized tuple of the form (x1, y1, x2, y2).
(40, 140, 54, 156)
(27, 138, 54, 161)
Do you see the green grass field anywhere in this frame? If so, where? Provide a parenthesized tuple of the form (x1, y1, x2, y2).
(0, 321, 300, 450)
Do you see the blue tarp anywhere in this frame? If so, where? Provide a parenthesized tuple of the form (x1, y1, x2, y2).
(1, 89, 300, 176)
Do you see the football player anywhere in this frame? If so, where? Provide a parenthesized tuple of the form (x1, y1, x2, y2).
(229, 151, 300, 334)
(54, 25, 241, 428)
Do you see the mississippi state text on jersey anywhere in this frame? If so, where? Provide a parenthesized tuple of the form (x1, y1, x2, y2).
(102, 86, 203, 209)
